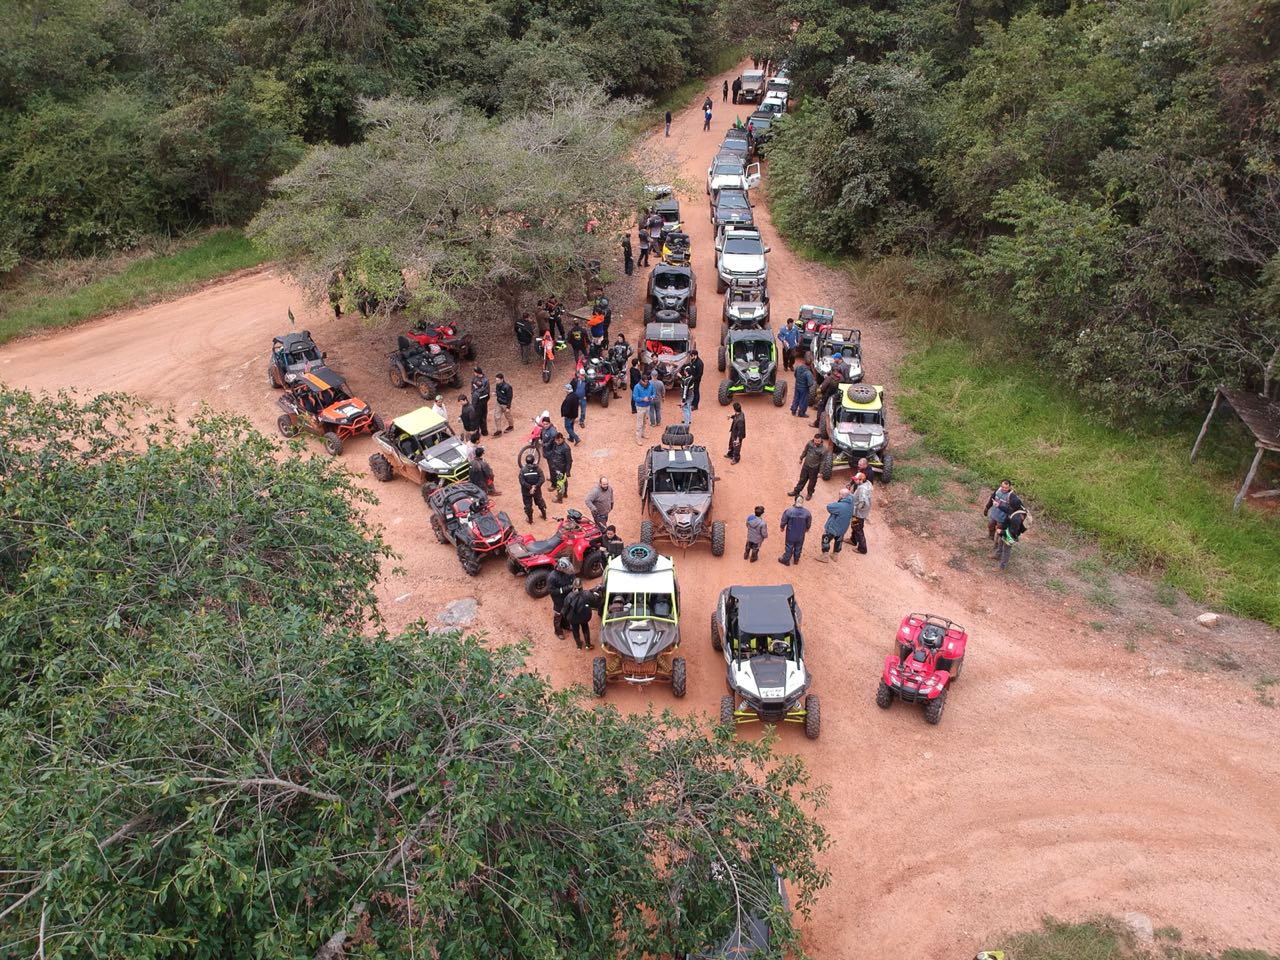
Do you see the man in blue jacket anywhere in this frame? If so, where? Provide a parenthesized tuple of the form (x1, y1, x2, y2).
(778, 496, 812, 566)
(632, 374, 657, 444)
(818, 487, 854, 561)
(790, 357, 813, 417)
(777, 318, 801, 371)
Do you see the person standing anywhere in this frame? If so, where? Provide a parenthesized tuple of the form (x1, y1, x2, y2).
(688, 349, 705, 410)
(791, 357, 814, 417)
(633, 373, 657, 444)
(678, 364, 695, 426)
(458, 394, 482, 443)
(744, 505, 768, 562)
(993, 495, 1028, 571)
(561, 580, 597, 649)
(819, 487, 854, 561)
(546, 297, 566, 341)
(777, 318, 801, 371)
(575, 371, 588, 427)
(560, 384, 582, 444)
(647, 212, 663, 251)
(726, 402, 746, 464)
(538, 415, 558, 455)
(778, 496, 812, 566)
(723, 79, 729, 102)
(812, 369, 840, 426)
(547, 433, 573, 502)
(665, 110, 672, 136)
(984, 479, 1014, 541)
(629, 358, 642, 414)
(855, 457, 874, 485)
(493, 373, 514, 434)
(431, 394, 448, 422)
(637, 229, 651, 267)
(567, 320, 588, 365)
(518, 454, 548, 523)
(731, 76, 742, 103)
(470, 367, 491, 435)
(602, 525, 625, 558)
(850, 472, 872, 554)
(650, 375, 666, 426)
(548, 557, 575, 638)
(471, 446, 500, 495)
(585, 477, 614, 530)
(622, 234, 634, 276)
(789, 435, 826, 500)
(514, 312, 534, 363)
(703, 104, 712, 131)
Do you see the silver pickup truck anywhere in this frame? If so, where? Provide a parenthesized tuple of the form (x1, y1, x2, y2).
(738, 69, 766, 103)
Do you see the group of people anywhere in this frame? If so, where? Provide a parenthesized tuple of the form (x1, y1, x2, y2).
(627, 350, 708, 442)
(742, 471, 874, 567)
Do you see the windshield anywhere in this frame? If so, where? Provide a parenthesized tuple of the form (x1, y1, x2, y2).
(656, 272, 691, 291)
(717, 193, 750, 211)
(417, 425, 451, 448)
(317, 387, 352, 406)
(604, 591, 676, 623)
(713, 163, 741, 176)
(834, 408, 884, 427)
(734, 632, 794, 658)
(732, 340, 771, 362)
(652, 468, 708, 493)
(749, 116, 772, 128)
(723, 237, 763, 255)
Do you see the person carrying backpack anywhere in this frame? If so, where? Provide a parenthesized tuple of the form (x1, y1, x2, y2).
(561, 580, 598, 649)
(992, 495, 1030, 571)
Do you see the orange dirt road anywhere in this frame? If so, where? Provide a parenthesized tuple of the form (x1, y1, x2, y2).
(2, 65, 1278, 958)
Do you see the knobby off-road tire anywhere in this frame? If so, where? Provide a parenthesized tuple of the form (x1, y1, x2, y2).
(270, 366, 284, 389)
(820, 449, 834, 481)
(582, 549, 607, 580)
(389, 364, 406, 388)
(720, 695, 736, 729)
(720, 322, 729, 345)
(506, 554, 524, 576)
(541, 363, 552, 384)
(637, 463, 647, 498)
(710, 610, 722, 651)
(277, 414, 299, 439)
(371, 414, 385, 434)
(323, 431, 343, 456)
(925, 690, 946, 725)
(671, 657, 687, 698)
(875, 681, 893, 709)
(518, 444, 541, 468)
(881, 453, 894, 484)
(717, 380, 731, 406)
(620, 542, 657, 572)
(369, 453, 394, 482)
(717, 346, 727, 373)
(846, 384, 877, 404)
(804, 694, 821, 740)
(430, 513, 449, 544)
(639, 519, 654, 545)
(599, 387, 610, 408)
(417, 379, 437, 400)
(687, 304, 697, 327)
(593, 657, 608, 697)
(716, 275, 727, 294)
(421, 481, 437, 504)
(457, 543, 482, 576)
(710, 520, 726, 557)
(816, 409, 829, 439)
(643, 302, 653, 323)
(662, 425, 692, 446)
(524, 568, 552, 599)
(772, 380, 788, 407)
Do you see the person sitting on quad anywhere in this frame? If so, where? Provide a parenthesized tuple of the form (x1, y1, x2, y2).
(611, 334, 631, 367)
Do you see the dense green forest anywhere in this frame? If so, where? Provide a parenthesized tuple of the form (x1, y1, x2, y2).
(738, 0, 1280, 415)
(0, 0, 720, 268)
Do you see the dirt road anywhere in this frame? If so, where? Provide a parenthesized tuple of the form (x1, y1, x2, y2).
(3, 66, 1278, 957)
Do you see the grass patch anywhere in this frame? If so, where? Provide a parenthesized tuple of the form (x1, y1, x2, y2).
(897, 340, 1280, 625)
(1045, 577, 1067, 593)
(0, 229, 265, 346)
(995, 916, 1280, 960)
(1256, 676, 1278, 708)
(893, 462, 950, 499)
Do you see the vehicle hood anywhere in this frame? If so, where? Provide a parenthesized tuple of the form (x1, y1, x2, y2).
(602, 618, 678, 662)
(320, 398, 371, 421)
(652, 492, 711, 525)
(814, 354, 862, 380)
(831, 421, 885, 450)
(418, 437, 470, 470)
(727, 302, 767, 322)
(728, 654, 808, 703)
(710, 174, 747, 192)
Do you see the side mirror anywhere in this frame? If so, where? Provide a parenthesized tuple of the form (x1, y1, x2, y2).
(322, 351, 328, 359)
(764, 247, 771, 253)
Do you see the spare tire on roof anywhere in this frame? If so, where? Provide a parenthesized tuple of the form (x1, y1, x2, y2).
(620, 542, 658, 572)
(662, 425, 693, 447)
(846, 384, 878, 404)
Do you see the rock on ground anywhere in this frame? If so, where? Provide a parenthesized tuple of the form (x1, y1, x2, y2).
(437, 598, 478, 628)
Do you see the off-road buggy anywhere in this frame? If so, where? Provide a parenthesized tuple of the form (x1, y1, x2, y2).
(712, 584, 819, 739)
(818, 383, 893, 483)
(368, 406, 471, 496)
(876, 613, 968, 724)
(268, 331, 324, 388)
(648, 195, 683, 239)
(644, 263, 698, 327)
(405, 320, 475, 360)
(661, 230, 692, 267)
(425, 481, 516, 576)
(276, 367, 382, 455)
(641, 321, 694, 388)
(388, 335, 461, 398)
(505, 510, 607, 598)
(592, 544, 686, 698)
(637, 426, 726, 556)
(795, 304, 835, 360)
(720, 281, 770, 344)
(811, 326, 863, 384)
(716, 328, 787, 407)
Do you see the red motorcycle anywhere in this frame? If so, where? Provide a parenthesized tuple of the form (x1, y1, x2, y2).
(505, 510, 608, 598)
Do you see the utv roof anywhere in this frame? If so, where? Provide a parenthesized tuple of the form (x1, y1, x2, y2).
(274, 332, 316, 351)
(840, 384, 884, 411)
(651, 446, 711, 471)
(726, 327, 774, 342)
(653, 197, 680, 215)
(393, 406, 448, 436)
(298, 367, 345, 391)
(729, 585, 798, 635)
(605, 553, 676, 595)
(645, 321, 690, 340)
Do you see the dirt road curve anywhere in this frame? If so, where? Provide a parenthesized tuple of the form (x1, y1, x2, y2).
(3, 65, 1278, 957)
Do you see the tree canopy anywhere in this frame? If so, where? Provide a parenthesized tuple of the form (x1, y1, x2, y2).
(0, 388, 828, 958)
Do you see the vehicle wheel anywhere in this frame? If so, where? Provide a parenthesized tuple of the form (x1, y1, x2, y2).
(592, 657, 607, 697)
(639, 520, 654, 546)
(524, 568, 552, 599)
(621, 541, 657, 571)
(369, 453, 393, 482)
(924, 690, 946, 725)
(720, 322, 728, 345)
(643, 302, 653, 323)
(720, 695, 735, 729)
(875, 681, 893, 709)
(716, 275, 726, 294)
(661, 425, 692, 446)
(847, 384, 877, 404)
(270, 366, 284, 389)
(711, 610, 722, 651)
(951, 657, 963, 682)
(518, 444, 541, 467)
(717, 379, 731, 406)
(506, 554, 524, 576)
(817, 410, 829, 439)
(582, 548, 606, 580)
(371, 414, 385, 434)
(417, 379, 437, 400)
(276, 414, 299, 439)
(687, 304, 697, 327)
(717, 347, 726, 373)
(804, 694, 821, 740)
(599, 387, 610, 408)
(880, 454, 894, 484)
(541, 364, 551, 385)
(323, 431, 343, 456)
(457, 543, 481, 576)
(389, 364, 406, 388)
(430, 513, 448, 544)
(465, 344, 476, 360)
(421, 481, 438, 504)
(671, 657, 687, 698)
(637, 462, 647, 498)
(772, 380, 788, 407)
(820, 449, 834, 481)
(710, 520, 726, 557)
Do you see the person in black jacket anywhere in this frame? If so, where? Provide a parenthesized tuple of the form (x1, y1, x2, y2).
(548, 558, 575, 638)
(726, 402, 746, 464)
(493, 373, 514, 434)
(688, 350, 705, 411)
(567, 321, 589, 364)
(458, 394, 481, 443)
(546, 433, 573, 502)
(514, 313, 534, 364)
(518, 454, 547, 523)
(471, 446, 498, 495)
(789, 435, 826, 500)
(992, 494, 1028, 571)
(560, 384, 582, 444)
(602, 524, 624, 558)
(561, 579, 599, 649)
(628, 358, 642, 413)
(469, 367, 490, 435)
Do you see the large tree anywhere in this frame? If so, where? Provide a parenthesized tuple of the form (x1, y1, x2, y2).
(0, 388, 828, 959)
(249, 88, 647, 318)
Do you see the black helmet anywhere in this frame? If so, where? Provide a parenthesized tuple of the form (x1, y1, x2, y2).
(525, 454, 536, 465)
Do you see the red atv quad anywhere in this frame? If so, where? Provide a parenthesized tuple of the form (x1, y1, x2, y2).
(425, 481, 515, 576)
(405, 321, 475, 360)
(506, 509, 607, 598)
(876, 613, 968, 724)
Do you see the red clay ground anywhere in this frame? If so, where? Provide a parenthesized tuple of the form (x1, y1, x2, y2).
(2, 65, 1278, 958)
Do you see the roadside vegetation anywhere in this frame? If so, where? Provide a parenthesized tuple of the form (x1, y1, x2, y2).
(995, 917, 1279, 960)
(0, 230, 264, 345)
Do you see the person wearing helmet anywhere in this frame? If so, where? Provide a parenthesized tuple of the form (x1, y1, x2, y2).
(548, 556, 577, 638)
(517, 454, 547, 523)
